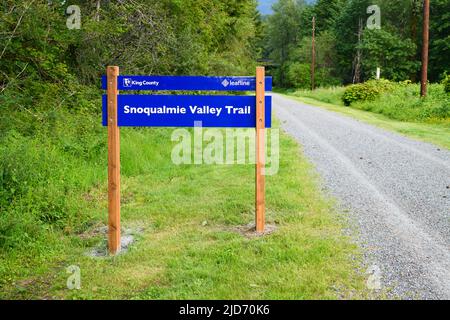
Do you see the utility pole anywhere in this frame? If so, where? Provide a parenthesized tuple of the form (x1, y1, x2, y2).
(311, 16, 316, 91)
(420, 0, 430, 97)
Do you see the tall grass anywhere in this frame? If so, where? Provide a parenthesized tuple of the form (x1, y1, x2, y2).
(352, 83, 449, 123)
(0, 85, 368, 299)
(289, 86, 346, 106)
(0, 83, 108, 286)
(287, 83, 449, 124)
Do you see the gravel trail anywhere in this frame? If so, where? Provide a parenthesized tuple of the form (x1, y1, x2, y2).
(272, 93, 450, 299)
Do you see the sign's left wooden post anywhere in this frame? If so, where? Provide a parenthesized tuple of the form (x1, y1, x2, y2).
(107, 66, 121, 254)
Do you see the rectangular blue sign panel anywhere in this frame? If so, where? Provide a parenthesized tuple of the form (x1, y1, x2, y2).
(102, 95, 272, 128)
(101, 75, 272, 91)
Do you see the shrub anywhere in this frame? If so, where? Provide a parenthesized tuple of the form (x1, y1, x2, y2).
(342, 83, 366, 106)
(287, 63, 341, 89)
(347, 83, 449, 122)
(342, 79, 394, 106)
(442, 74, 450, 93)
(287, 63, 311, 89)
(0, 104, 107, 250)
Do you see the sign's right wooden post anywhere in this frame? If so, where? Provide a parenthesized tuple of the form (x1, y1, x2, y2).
(255, 66, 265, 233)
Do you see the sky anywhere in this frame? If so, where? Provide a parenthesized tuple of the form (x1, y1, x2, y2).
(258, 0, 316, 15)
(257, 0, 277, 15)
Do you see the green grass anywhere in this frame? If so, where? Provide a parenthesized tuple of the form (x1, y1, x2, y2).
(0, 111, 368, 299)
(279, 87, 346, 106)
(280, 85, 450, 150)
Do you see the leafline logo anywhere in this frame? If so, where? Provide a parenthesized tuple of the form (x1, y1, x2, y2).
(221, 79, 252, 88)
(221, 79, 230, 88)
(231, 79, 251, 86)
(171, 121, 279, 176)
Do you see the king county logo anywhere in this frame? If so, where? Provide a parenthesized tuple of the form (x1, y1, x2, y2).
(221, 79, 230, 87)
(123, 78, 132, 87)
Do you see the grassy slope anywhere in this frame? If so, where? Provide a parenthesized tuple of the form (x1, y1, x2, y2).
(279, 87, 450, 150)
(0, 116, 368, 299)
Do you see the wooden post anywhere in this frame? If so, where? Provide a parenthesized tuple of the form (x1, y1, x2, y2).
(255, 67, 265, 233)
(107, 66, 121, 254)
(420, 0, 430, 97)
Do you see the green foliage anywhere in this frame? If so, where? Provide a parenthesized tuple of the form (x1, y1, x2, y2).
(359, 29, 419, 81)
(342, 84, 369, 106)
(287, 86, 346, 105)
(299, 81, 449, 123)
(288, 30, 341, 88)
(0, 0, 260, 93)
(264, 0, 449, 86)
(429, 0, 450, 82)
(333, 0, 372, 83)
(1, 122, 368, 299)
(0, 0, 262, 254)
(351, 83, 450, 122)
(313, 0, 346, 33)
(342, 79, 394, 106)
(287, 63, 311, 88)
(442, 74, 450, 94)
(0, 102, 107, 247)
(283, 89, 450, 149)
(287, 62, 340, 89)
(157, 0, 260, 75)
(266, 0, 307, 86)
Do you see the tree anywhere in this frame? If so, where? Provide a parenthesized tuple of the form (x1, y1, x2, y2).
(429, 0, 450, 81)
(266, 0, 306, 86)
(359, 28, 419, 81)
(0, 0, 263, 118)
(334, 0, 372, 83)
(289, 30, 341, 88)
(313, 0, 346, 34)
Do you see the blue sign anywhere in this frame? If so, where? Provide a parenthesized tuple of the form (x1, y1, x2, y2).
(101, 75, 272, 91)
(102, 95, 272, 128)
